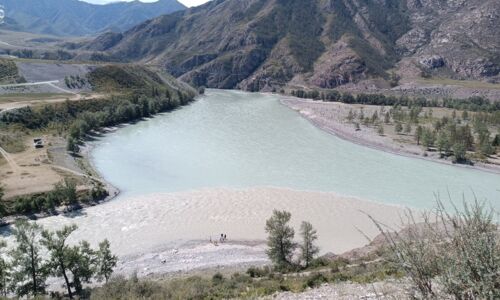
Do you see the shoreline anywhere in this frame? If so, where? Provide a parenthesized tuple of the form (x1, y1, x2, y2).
(279, 96, 500, 175)
(1, 187, 412, 280)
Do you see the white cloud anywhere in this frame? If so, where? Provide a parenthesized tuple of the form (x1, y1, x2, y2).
(81, 0, 210, 7)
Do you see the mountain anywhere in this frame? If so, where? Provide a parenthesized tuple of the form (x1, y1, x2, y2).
(0, 0, 186, 36)
(84, 0, 500, 92)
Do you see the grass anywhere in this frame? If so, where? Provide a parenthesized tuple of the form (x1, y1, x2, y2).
(0, 125, 27, 153)
(0, 93, 69, 104)
(91, 256, 404, 299)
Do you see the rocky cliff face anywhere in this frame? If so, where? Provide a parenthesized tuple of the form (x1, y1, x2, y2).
(85, 0, 500, 91)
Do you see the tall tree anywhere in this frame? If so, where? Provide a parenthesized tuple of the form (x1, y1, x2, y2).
(0, 240, 10, 297)
(68, 241, 95, 295)
(41, 224, 78, 299)
(265, 210, 296, 270)
(395, 122, 403, 134)
(10, 220, 47, 297)
(96, 239, 117, 283)
(0, 187, 6, 218)
(299, 221, 319, 268)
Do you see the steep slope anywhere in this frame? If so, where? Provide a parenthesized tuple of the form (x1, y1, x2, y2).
(85, 0, 500, 91)
(0, 0, 185, 36)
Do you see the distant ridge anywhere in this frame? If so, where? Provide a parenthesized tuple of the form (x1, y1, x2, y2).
(83, 0, 500, 92)
(0, 0, 186, 36)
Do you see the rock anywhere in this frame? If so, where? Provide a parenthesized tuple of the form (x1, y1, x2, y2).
(419, 56, 445, 69)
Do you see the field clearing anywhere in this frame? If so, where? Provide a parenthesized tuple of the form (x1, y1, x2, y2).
(0, 93, 69, 103)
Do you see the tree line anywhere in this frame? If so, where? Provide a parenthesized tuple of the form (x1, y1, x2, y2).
(347, 103, 499, 164)
(0, 220, 117, 298)
(291, 89, 500, 114)
(1, 178, 108, 218)
(0, 88, 193, 155)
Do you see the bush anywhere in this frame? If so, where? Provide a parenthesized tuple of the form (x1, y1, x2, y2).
(303, 273, 328, 288)
(371, 199, 500, 299)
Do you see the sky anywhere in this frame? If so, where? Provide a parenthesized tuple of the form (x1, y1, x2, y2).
(82, 0, 210, 7)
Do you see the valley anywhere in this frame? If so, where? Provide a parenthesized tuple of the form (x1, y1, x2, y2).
(0, 0, 499, 299)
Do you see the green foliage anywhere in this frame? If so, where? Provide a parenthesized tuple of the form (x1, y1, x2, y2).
(4, 222, 117, 298)
(4, 178, 106, 217)
(95, 239, 117, 284)
(394, 122, 403, 134)
(41, 224, 78, 298)
(373, 199, 500, 299)
(9, 220, 48, 297)
(265, 210, 296, 270)
(299, 221, 319, 268)
(0, 240, 9, 297)
(0, 59, 25, 84)
(0, 187, 5, 218)
(290, 89, 500, 113)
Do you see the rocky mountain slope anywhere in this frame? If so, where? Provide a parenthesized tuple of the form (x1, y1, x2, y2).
(84, 0, 500, 92)
(0, 0, 185, 36)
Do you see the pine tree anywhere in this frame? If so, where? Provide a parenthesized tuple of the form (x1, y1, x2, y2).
(299, 222, 319, 268)
(96, 239, 117, 283)
(265, 210, 296, 270)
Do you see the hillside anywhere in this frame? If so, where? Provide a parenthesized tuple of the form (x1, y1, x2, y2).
(0, 0, 185, 36)
(84, 0, 500, 93)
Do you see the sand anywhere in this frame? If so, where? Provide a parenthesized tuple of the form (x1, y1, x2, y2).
(1, 187, 409, 277)
(281, 97, 500, 174)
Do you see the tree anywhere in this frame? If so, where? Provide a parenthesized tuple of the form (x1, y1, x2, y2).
(96, 239, 117, 283)
(299, 222, 319, 268)
(67, 137, 79, 154)
(395, 122, 403, 134)
(377, 124, 384, 136)
(371, 111, 378, 123)
(67, 241, 95, 295)
(437, 130, 451, 157)
(55, 178, 78, 206)
(404, 123, 412, 134)
(265, 210, 296, 270)
(422, 129, 435, 150)
(452, 142, 467, 163)
(347, 109, 354, 122)
(462, 110, 469, 121)
(0, 240, 10, 297)
(384, 112, 391, 124)
(0, 187, 6, 218)
(10, 220, 47, 297)
(41, 224, 78, 298)
(493, 134, 500, 147)
(415, 126, 423, 145)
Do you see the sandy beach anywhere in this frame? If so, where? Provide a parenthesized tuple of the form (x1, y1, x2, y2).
(1, 187, 409, 277)
(280, 96, 500, 174)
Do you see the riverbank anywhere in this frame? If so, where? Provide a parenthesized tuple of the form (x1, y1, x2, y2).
(280, 96, 500, 175)
(1, 187, 410, 278)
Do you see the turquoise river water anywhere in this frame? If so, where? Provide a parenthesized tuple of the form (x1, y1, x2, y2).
(91, 89, 500, 210)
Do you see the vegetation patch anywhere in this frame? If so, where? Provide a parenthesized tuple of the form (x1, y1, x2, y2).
(0, 59, 26, 84)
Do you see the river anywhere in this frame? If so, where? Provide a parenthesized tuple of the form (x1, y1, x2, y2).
(91, 89, 500, 210)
